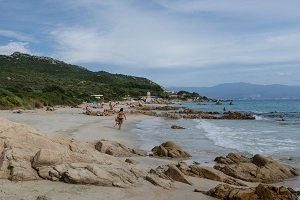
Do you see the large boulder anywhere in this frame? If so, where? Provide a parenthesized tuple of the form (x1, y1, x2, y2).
(176, 162, 246, 186)
(95, 140, 147, 157)
(151, 141, 191, 159)
(214, 153, 299, 183)
(0, 118, 143, 187)
(203, 183, 298, 200)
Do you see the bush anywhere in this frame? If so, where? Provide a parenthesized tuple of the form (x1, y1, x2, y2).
(0, 96, 13, 108)
(7, 96, 22, 106)
(34, 101, 43, 108)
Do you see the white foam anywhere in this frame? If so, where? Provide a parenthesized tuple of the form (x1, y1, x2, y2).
(254, 115, 268, 120)
(196, 120, 298, 155)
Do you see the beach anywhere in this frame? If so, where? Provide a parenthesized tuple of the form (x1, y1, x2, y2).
(0, 106, 219, 200)
(0, 104, 299, 200)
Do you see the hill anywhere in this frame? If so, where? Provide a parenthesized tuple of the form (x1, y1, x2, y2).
(169, 82, 300, 100)
(0, 52, 165, 109)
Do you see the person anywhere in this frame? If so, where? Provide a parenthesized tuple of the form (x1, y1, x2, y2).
(109, 101, 113, 110)
(114, 108, 126, 130)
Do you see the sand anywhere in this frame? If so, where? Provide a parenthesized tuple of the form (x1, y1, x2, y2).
(0, 106, 220, 200)
(0, 106, 298, 200)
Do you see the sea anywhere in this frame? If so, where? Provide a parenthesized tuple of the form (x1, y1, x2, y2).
(133, 99, 300, 187)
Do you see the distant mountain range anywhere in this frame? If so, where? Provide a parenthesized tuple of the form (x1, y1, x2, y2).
(169, 82, 300, 100)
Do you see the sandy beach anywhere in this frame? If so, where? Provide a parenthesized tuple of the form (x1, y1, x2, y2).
(0, 106, 220, 200)
(0, 105, 298, 200)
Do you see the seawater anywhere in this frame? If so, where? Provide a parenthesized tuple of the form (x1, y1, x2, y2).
(133, 100, 300, 169)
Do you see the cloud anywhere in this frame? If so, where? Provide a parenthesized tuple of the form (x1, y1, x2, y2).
(0, 29, 33, 42)
(0, 42, 31, 55)
(47, 0, 300, 71)
(275, 72, 292, 77)
(155, 0, 300, 20)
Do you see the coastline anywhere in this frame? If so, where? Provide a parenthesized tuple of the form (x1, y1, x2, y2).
(0, 105, 299, 199)
(0, 106, 219, 200)
(0, 107, 148, 147)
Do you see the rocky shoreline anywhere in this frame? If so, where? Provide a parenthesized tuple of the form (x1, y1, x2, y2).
(131, 105, 255, 120)
(0, 114, 299, 200)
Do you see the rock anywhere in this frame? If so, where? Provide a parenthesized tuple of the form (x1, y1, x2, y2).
(149, 164, 195, 186)
(131, 148, 147, 156)
(221, 111, 255, 120)
(95, 140, 147, 157)
(0, 118, 143, 187)
(125, 158, 138, 165)
(214, 153, 299, 183)
(214, 153, 250, 164)
(138, 105, 180, 111)
(170, 125, 185, 129)
(176, 163, 246, 186)
(36, 195, 50, 200)
(159, 112, 181, 120)
(145, 174, 172, 189)
(164, 165, 192, 185)
(12, 109, 23, 114)
(204, 183, 298, 200)
(151, 141, 191, 159)
(95, 140, 133, 157)
(46, 107, 55, 111)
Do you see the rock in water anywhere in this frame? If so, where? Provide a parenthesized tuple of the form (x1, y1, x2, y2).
(214, 153, 299, 183)
(170, 125, 185, 129)
(203, 183, 298, 200)
(151, 141, 191, 159)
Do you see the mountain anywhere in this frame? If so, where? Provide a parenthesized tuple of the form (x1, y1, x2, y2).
(0, 52, 165, 108)
(169, 82, 300, 100)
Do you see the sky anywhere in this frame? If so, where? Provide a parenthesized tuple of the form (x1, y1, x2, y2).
(0, 0, 300, 87)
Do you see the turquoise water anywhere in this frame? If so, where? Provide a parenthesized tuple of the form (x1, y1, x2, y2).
(134, 100, 300, 169)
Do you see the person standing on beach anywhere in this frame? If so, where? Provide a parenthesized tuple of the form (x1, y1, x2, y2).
(114, 108, 126, 130)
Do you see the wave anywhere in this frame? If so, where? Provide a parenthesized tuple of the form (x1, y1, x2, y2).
(196, 120, 299, 155)
(254, 115, 268, 121)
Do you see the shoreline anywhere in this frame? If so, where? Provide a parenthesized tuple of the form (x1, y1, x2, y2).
(0, 107, 150, 147)
(0, 107, 219, 200)
(0, 106, 299, 199)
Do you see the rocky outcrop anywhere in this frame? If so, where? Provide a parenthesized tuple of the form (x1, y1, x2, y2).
(138, 106, 181, 111)
(0, 118, 143, 187)
(221, 111, 255, 120)
(214, 153, 299, 183)
(160, 112, 181, 120)
(130, 110, 157, 117)
(151, 141, 191, 159)
(149, 165, 192, 185)
(170, 125, 185, 129)
(145, 174, 172, 190)
(95, 140, 147, 157)
(203, 183, 298, 200)
(176, 162, 246, 186)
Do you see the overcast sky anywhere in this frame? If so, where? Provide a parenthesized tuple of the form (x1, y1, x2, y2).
(1, 0, 300, 87)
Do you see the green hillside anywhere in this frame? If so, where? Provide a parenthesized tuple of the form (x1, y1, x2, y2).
(0, 52, 165, 109)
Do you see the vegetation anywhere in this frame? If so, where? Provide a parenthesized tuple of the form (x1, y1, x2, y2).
(0, 52, 166, 109)
(177, 90, 209, 101)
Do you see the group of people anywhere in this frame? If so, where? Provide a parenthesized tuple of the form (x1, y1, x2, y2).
(85, 102, 127, 130)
